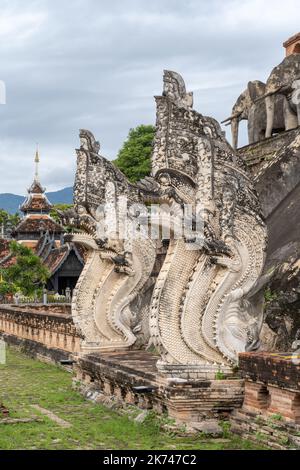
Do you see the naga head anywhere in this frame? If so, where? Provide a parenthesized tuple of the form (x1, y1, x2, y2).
(79, 129, 100, 155)
(163, 70, 194, 109)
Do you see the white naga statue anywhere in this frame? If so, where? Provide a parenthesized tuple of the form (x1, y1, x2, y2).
(63, 70, 267, 379)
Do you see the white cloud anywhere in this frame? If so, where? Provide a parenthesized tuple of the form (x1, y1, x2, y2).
(0, 6, 47, 42)
(0, 0, 299, 194)
(218, 0, 299, 30)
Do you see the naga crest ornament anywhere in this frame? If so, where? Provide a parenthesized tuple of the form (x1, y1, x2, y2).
(66, 71, 267, 379)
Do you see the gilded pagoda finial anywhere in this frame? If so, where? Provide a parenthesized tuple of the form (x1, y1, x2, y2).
(34, 144, 40, 181)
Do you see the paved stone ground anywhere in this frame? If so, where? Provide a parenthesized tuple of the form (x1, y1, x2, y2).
(0, 347, 266, 450)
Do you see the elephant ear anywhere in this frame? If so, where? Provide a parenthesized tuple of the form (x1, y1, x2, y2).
(247, 81, 266, 102)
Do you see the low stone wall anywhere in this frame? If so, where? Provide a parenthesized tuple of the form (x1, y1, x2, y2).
(0, 304, 81, 362)
(12, 304, 71, 315)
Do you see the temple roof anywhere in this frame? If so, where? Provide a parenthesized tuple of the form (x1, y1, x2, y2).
(0, 234, 84, 276)
(15, 151, 64, 237)
(28, 180, 46, 194)
(20, 192, 53, 213)
(20, 176, 53, 214)
(20, 149, 53, 214)
(14, 216, 63, 235)
(35, 231, 54, 258)
(43, 244, 70, 274)
(35, 232, 84, 275)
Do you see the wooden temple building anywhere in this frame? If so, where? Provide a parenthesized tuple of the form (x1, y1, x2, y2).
(1, 150, 84, 295)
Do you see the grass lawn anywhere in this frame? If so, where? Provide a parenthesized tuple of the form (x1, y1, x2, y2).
(0, 347, 266, 450)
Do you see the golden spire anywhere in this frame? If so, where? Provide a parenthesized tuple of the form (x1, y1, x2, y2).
(35, 148, 39, 163)
(34, 143, 40, 181)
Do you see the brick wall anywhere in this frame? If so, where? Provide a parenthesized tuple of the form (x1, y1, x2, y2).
(0, 304, 81, 354)
(239, 352, 300, 424)
(283, 33, 300, 56)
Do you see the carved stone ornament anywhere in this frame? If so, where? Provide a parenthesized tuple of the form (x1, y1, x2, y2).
(67, 71, 267, 378)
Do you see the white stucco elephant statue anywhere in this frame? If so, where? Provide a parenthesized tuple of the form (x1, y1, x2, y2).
(229, 81, 288, 149)
(264, 54, 300, 138)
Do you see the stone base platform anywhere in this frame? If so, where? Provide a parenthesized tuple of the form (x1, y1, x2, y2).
(73, 351, 244, 422)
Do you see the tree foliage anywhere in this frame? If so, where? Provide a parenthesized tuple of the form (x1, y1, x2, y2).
(0, 241, 50, 297)
(0, 209, 20, 229)
(113, 125, 155, 183)
(50, 204, 74, 233)
(50, 204, 73, 222)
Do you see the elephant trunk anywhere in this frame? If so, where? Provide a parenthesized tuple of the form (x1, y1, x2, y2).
(231, 117, 240, 150)
(265, 95, 275, 138)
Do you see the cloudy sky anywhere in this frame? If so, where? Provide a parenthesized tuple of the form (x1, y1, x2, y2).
(0, 0, 299, 194)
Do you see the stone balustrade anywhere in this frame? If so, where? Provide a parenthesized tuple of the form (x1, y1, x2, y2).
(0, 304, 81, 359)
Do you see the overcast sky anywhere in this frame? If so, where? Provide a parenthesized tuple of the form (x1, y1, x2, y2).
(0, 0, 299, 194)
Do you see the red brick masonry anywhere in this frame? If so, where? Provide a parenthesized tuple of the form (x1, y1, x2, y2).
(75, 351, 244, 422)
(239, 352, 300, 423)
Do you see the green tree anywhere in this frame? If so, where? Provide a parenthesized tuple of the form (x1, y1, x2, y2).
(0, 241, 50, 297)
(50, 203, 75, 233)
(0, 209, 9, 226)
(0, 209, 20, 232)
(8, 213, 21, 227)
(114, 125, 155, 183)
(50, 204, 73, 223)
